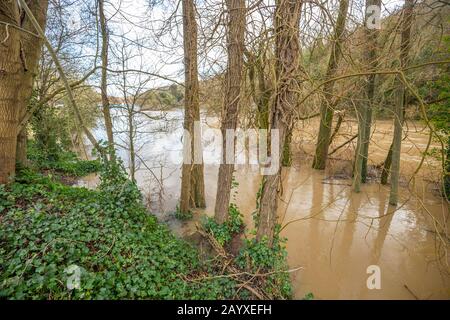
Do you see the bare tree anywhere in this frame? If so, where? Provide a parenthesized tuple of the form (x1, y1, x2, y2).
(98, 0, 115, 161)
(180, 0, 206, 214)
(214, 0, 246, 224)
(353, 0, 381, 192)
(256, 0, 303, 245)
(389, 0, 414, 206)
(312, 0, 349, 170)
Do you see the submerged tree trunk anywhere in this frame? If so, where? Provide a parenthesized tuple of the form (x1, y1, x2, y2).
(99, 0, 115, 160)
(191, 149, 206, 208)
(380, 144, 393, 184)
(14, 1, 49, 168)
(0, 2, 21, 183)
(214, 0, 246, 224)
(389, 0, 414, 206)
(389, 86, 406, 205)
(312, 0, 349, 170)
(353, 0, 380, 191)
(381, 108, 407, 185)
(256, 0, 302, 246)
(180, 0, 206, 213)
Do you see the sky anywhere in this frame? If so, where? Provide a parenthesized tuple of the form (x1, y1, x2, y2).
(65, 0, 410, 97)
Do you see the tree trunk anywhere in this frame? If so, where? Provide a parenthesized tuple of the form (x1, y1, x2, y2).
(312, 0, 349, 170)
(99, 0, 115, 160)
(389, 0, 414, 206)
(256, 59, 271, 131)
(256, 0, 303, 246)
(389, 84, 405, 205)
(353, 0, 380, 191)
(247, 49, 272, 168)
(13, 1, 49, 168)
(0, 2, 21, 183)
(380, 143, 393, 185)
(214, 0, 246, 224)
(282, 127, 292, 166)
(247, 49, 271, 131)
(360, 1, 382, 183)
(256, 122, 287, 245)
(180, 0, 206, 213)
(16, 130, 27, 167)
(191, 159, 206, 208)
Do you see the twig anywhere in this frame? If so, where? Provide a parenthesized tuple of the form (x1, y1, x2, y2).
(328, 134, 358, 156)
(404, 284, 419, 300)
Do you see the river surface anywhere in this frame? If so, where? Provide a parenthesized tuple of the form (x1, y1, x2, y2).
(83, 109, 449, 299)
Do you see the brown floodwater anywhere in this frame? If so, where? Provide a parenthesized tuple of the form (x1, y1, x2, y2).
(174, 163, 449, 300)
(84, 113, 449, 299)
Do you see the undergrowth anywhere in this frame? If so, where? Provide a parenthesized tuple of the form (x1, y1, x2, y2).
(202, 203, 244, 246)
(27, 141, 101, 177)
(201, 177, 294, 299)
(236, 231, 292, 299)
(0, 151, 238, 299)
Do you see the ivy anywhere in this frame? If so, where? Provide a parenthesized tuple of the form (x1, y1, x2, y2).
(27, 141, 101, 177)
(236, 232, 292, 299)
(0, 156, 237, 299)
(202, 203, 244, 246)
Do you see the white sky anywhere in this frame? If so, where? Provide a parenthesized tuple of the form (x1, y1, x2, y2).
(66, 0, 411, 97)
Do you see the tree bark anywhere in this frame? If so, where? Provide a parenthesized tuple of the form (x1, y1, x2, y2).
(380, 144, 392, 184)
(15, 0, 49, 167)
(353, 0, 380, 191)
(312, 0, 349, 170)
(247, 49, 271, 131)
(214, 0, 246, 224)
(256, 0, 302, 246)
(180, 0, 206, 213)
(99, 0, 115, 160)
(282, 127, 292, 166)
(389, 0, 414, 206)
(0, 2, 21, 183)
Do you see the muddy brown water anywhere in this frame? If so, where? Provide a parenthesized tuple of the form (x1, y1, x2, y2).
(82, 112, 449, 299)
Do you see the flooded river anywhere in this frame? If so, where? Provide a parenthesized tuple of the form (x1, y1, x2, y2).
(85, 110, 449, 299)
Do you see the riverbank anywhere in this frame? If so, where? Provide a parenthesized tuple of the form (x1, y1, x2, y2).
(0, 148, 292, 299)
